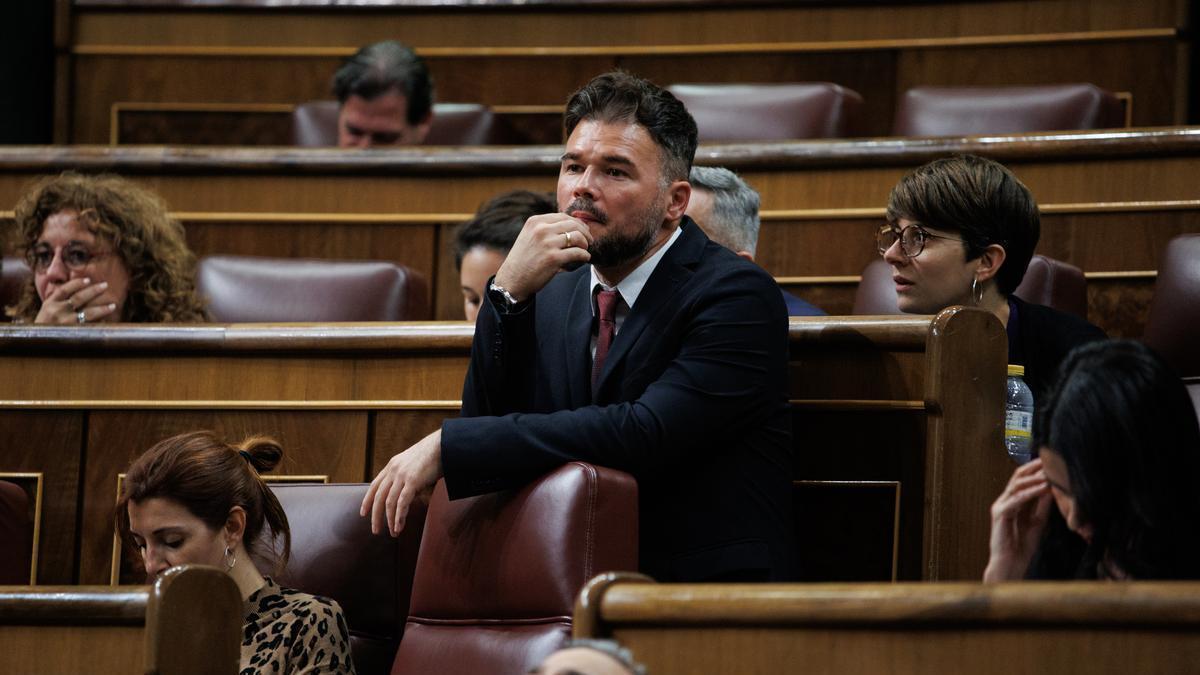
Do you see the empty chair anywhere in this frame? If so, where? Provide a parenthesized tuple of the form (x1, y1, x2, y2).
(1, 257, 31, 321)
(667, 83, 863, 142)
(197, 255, 429, 322)
(853, 255, 1088, 317)
(391, 462, 638, 675)
(264, 484, 426, 675)
(0, 480, 32, 584)
(1143, 234, 1200, 413)
(292, 101, 505, 146)
(893, 84, 1126, 137)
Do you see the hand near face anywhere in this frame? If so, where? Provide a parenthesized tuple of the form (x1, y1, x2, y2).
(33, 277, 118, 324)
(492, 213, 594, 303)
(361, 429, 444, 537)
(983, 457, 1054, 582)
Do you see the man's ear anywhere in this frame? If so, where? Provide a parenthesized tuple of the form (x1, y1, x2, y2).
(224, 506, 247, 549)
(665, 180, 691, 222)
(974, 243, 1008, 284)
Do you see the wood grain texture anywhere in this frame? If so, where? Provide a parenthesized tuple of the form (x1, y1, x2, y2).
(0, 411, 84, 584)
(578, 579, 1200, 674)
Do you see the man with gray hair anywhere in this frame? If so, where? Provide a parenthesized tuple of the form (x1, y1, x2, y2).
(334, 40, 434, 147)
(686, 165, 824, 316)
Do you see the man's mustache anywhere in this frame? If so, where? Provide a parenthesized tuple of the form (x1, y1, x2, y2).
(564, 198, 608, 225)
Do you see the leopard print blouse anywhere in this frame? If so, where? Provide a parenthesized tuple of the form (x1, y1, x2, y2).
(240, 578, 356, 674)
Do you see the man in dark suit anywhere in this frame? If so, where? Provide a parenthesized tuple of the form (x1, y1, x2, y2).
(362, 71, 794, 582)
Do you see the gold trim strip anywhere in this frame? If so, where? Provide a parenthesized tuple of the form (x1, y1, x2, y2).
(0, 472, 43, 585)
(72, 28, 1177, 58)
(790, 399, 925, 411)
(760, 200, 1200, 221)
(1087, 270, 1158, 280)
(0, 400, 463, 410)
(778, 270, 1158, 286)
(171, 212, 469, 224)
(114, 102, 296, 113)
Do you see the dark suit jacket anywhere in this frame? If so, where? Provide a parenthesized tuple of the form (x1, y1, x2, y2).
(1007, 295, 1106, 400)
(441, 218, 795, 581)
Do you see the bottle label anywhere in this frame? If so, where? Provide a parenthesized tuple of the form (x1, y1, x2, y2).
(1005, 410, 1033, 439)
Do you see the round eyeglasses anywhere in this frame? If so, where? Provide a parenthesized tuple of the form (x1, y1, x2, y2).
(27, 244, 112, 273)
(876, 223, 965, 258)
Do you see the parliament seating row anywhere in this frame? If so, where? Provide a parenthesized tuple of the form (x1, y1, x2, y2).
(0, 309, 1007, 586)
(236, 83, 1130, 148)
(3, 127, 1194, 334)
(62, 0, 1190, 144)
(572, 574, 1200, 674)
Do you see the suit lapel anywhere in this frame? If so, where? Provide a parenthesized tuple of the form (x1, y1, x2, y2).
(593, 220, 706, 398)
(563, 270, 594, 408)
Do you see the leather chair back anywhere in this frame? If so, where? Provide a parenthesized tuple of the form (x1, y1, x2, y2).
(292, 100, 505, 146)
(197, 255, 429, 322)
(668, 83, 863, 142)
(263, 483, 427, 675)
(1144, 234, 1200, 380)
(1, 257, 31, 321)
(0, 480, 32, 584)
(391, 462, 638, 675)
(893, 84, 1126, 137)
(852, 255, 1087, 317)
(1013, 255, 1088, 319)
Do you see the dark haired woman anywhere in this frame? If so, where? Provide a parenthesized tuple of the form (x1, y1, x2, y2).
(878, 153, 1105, 397)
(985, 340, 1200, 580)
(117, 431, 355, 674)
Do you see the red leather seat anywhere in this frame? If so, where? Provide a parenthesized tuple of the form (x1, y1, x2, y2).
(1, 257, 31, 322)
(893, 84, 1126, 137)
(292, 100, 507, 146)
(0, 480, 33, 584)
(667, 83, 863, 142)
(1143, 235, 1200, 415)
(197, 255, 429, 322)
(391, 462, 638, 675)
(264, 484, 426, 675)
(852, 255, 1088, 318)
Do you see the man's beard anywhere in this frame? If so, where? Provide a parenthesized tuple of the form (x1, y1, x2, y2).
(564, 194, 667, 269)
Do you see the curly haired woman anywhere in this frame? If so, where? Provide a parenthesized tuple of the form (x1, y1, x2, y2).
(6, 172, 206, 323)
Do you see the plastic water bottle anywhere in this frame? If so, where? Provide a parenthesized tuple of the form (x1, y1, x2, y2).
(1005, 365, 1035, 464)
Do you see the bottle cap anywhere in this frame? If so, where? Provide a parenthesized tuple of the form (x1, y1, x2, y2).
(1007, 364, 1025, 377)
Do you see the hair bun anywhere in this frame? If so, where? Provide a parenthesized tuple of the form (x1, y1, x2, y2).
(235, 436, 284, 474)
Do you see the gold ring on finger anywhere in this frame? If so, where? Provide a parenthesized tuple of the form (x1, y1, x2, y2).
(563, 231, 572, 248)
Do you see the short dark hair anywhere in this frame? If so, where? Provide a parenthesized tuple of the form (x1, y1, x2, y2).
(333, 40, 433, 125)
(454, 190, 556, 270)
(564, 71, 698, 182)
(886, 154, 1040, 296)
(1034, 340, 1200, 579)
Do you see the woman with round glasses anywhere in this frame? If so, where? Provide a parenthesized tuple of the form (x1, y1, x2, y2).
(6, 172, 206, 324)
(877, 154, 1104, 398)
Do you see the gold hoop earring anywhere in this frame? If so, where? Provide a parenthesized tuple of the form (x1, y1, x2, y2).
(224, 545, 237, 571)
(971, 275, 984, 306)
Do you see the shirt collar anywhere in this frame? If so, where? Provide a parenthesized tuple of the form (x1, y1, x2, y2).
(589, 225, 683, 309)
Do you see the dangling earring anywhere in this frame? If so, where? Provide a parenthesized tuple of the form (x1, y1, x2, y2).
(224, 545, 237, 571)
(971, 275, 984, 306)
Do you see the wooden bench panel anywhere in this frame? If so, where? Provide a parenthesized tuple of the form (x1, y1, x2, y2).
(575, 576, 1200, 675)
(0, 565, 241, 675)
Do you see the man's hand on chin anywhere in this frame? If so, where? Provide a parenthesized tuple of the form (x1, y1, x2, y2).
(361, 428, 443, 536)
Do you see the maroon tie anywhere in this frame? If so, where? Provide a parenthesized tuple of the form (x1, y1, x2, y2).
(592, 289, 619, 387)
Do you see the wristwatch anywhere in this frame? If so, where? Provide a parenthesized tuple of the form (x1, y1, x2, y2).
(488, 281, 524, 312)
